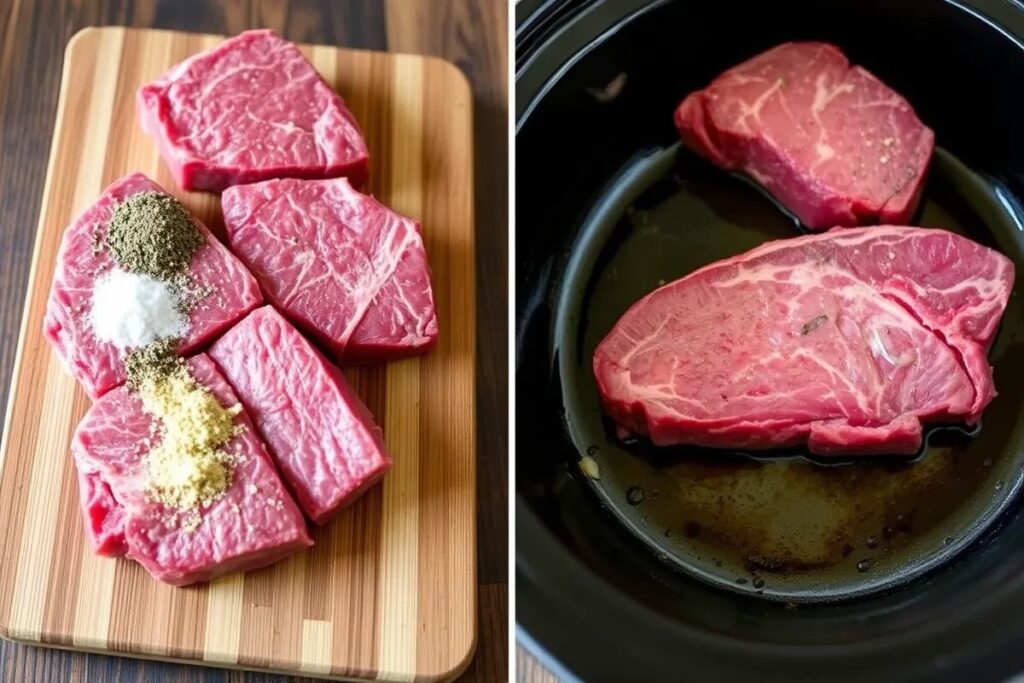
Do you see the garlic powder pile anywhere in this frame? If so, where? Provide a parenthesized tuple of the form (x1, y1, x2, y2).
(125, 343, 242, 531)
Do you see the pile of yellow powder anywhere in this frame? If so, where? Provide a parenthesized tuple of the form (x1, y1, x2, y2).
(126, 341, 242, 531)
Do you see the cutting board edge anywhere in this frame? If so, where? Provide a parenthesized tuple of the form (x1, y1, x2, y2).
(0, 632, 372, 682)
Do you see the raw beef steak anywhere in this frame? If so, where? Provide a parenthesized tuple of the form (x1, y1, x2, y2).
(210, 306, 392, 524)
(78, 469, 128, 557)
(43, 173, 262, 399)
(675, 42, 934, 230)
(138, 29, 369, 192)
(221, 177, 438, 363)
(72, 354, 312, 586)
(593, 227, 1013, 456)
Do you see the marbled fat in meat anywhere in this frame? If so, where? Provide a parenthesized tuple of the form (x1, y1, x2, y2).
(675, 42, 934, 230)
(209, 306, 391, 524)
(137, 30, 369, 193)
(594, 227, 1013, 456)
(221, 177, 438, 363)
(72, 354, 312, 586)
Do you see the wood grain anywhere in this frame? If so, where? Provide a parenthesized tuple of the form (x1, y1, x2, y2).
(0, 25, 475, 682)
(385, 0, 510, 585)
(515, 649, 561, 683)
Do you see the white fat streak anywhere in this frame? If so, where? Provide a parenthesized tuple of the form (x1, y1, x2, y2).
(811, 73, 856, 114)
(815, 142, 835, 161)
(869, 326, 898, 366)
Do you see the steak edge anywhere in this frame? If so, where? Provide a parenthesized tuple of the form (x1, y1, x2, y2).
(209, 306, 392, 524)
(73, 354, 312, 586)
(221, 177, 439, 363)
(138, 30, 369, 192)
(675, 42, 935, 230)
(593, 226, 1013, 456)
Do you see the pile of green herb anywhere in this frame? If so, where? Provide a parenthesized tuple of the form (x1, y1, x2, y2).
(106, 191, 203, 280)
(124, 338, 184, 390)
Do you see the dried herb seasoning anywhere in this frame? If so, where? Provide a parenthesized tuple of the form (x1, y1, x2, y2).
(106, 191, 203, 281)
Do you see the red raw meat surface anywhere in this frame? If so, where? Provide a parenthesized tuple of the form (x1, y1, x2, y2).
(675, 42, 934, 230)
(73, 354, 312, 586)
(43, 172, 262, 399)
(594, 227, 1013, 456)
(221, 177, 438, 363)
(77, 468, 128, 557)
(210, 306, 392, 524)
(138, 30, 369, 192)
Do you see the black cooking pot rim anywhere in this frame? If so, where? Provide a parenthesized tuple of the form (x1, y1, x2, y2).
(518, 0, 1024, 124)
(515, 0, 1024, 679)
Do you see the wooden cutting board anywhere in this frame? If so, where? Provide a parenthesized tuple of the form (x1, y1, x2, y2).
(0, 26, 475, 681)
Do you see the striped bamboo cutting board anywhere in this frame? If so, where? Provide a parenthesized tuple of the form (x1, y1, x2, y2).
(0, 26, 476, 681)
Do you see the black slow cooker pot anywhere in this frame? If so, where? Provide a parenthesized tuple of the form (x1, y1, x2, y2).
(516, 1, 1024, 681)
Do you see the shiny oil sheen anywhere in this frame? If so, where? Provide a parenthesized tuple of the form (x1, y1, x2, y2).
(550, 143, 1024, 601)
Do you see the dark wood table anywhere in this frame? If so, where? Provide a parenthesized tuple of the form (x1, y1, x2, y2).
(0, 0, 508, 680)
